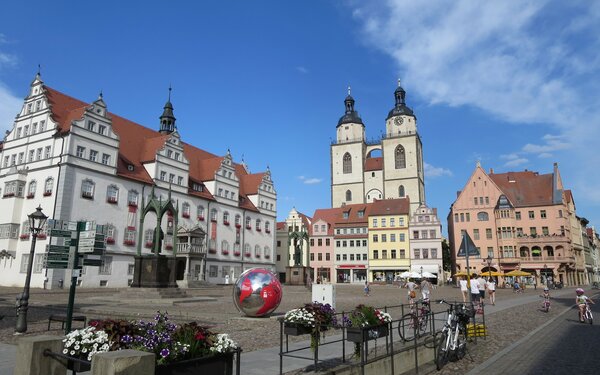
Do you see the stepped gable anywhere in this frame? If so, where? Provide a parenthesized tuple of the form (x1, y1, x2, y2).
(364, 157, 383, 171)
(42, 85, 266, 207)
(489, 170, 553, 207)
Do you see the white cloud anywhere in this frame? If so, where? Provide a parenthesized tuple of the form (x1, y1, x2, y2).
(298, 175, 322, 184)
(296, 66, 309, 74)
(538, 153, 553, 158)
(350, 1, 600, 221)
(503, 158, 529, 168)
(425, 163, 452, 178)
(500, 153, 520, 160)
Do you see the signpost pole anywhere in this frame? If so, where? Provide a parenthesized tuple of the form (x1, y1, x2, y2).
(463, 233, 473, 307)
(64, 222, 82, 334)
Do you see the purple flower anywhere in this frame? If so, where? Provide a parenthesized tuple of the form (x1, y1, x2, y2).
(160, 348, 170, 358)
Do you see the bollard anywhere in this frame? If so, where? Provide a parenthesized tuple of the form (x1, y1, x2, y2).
(14, 335, 66, 375)
(92, 349, 155, 375)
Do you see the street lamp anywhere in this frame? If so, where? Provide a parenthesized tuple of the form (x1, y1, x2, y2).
(15, 205, 48, 334)
(485, 254, 493, 281)
(543, 263, 547, 287)
(420, 266, 423, 278)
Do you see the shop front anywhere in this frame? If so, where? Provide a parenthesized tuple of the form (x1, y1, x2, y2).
(336, 265, 367, 283)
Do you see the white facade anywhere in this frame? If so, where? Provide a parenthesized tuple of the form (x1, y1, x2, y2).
(409, 204, 444, 282)
(0, 75, 276, 288)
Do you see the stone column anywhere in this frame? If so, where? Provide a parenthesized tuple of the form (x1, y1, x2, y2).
(14, 335, 65, 375)
(91, 349, 155, 375)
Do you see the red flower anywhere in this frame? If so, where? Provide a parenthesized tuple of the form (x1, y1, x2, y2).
(195, 332, 205, 341)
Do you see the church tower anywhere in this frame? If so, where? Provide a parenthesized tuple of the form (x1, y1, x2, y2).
(330, 82, 425, 212)
(159, 87, 176, 134)
(331, 88, 366, 207)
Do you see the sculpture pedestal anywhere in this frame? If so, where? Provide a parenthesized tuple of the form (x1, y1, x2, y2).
(286, 266, 309, 285)
(131, 255, 177, 288)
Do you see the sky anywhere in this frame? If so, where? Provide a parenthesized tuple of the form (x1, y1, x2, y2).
(1, 1, 600, 233)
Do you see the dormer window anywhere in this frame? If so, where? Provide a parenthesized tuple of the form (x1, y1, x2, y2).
(167, 150, 173, 158)
(27, 103, 32, 114)
(87, 121, 96, 131)
(98, 125, 106, 135)
(174, 152, 180, 161)
(35, 101, 41, 111)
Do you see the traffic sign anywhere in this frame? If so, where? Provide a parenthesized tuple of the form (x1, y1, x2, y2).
(82, 259, 102, 267)
(46, 260, 68, 269)
(47, 253, 70, 261)
(94, 240, 106, 248)
(95, 233, 105, 241)
(50, 229, 72, 238)
(48, 245, 70, 253)
(78, 238, 95, 247)
(79, 246, 94, 254)
(79, 230, 96, 239)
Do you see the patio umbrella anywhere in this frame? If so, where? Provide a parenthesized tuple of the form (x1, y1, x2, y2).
(452, 271, 469, 277)
(400, 271, 421, 279)
(504, 270, 532, 277)
(421, 271, 438, 278)
(483, 271, 505, 277)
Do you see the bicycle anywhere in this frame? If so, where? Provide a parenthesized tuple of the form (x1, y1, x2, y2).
(582, 302, 593, 325)
(542, 297, 550, 312)
(398, 299, 431, 341)
(435, 300, 471, 371)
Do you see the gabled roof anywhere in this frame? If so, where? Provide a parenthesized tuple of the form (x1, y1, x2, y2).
(41, 85, 265, 209)
(489, 171, 554, 207)
(370, 198, 410, 216)
(365, 157, 383, 172)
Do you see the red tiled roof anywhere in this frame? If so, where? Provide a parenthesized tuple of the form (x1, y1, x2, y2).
(370, 198, 410, 216)
(42, 85, 264, 207)
(276, 222, 287, 231)
(364, 157, 383, 172)
(489, 171, 553, 207)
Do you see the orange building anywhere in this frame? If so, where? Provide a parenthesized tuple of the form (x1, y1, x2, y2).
(448, 163, 581, 287)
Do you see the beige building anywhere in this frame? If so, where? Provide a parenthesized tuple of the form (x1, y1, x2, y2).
(448, 163, 580, 287)
(331, 83, 424, 213)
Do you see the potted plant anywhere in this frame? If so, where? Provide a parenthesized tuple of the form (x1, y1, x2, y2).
(344, 304, 392, 344)
(283, 302, 336, 350)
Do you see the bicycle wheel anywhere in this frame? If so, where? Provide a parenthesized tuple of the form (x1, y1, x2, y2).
(418, 312, 430, 337)
(435, 330, 449, 370)
(588, 310, 593, 325)
(398, 313, 417, 341)
(453, 328, 468, 360)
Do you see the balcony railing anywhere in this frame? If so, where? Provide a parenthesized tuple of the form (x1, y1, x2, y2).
(176, 243, 206, 255)
(499, 255, 575, 263)
(516, 234, 570, 244)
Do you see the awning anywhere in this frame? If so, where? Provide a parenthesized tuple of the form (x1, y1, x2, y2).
(337, 265, 366, 269)
(411, 265, 440, 274)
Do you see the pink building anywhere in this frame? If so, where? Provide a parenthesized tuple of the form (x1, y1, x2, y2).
(309, 210, 336, 283)
(448, 163, 579, 286)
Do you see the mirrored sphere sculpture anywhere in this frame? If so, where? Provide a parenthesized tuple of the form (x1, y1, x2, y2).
(233, 268, 283, 317)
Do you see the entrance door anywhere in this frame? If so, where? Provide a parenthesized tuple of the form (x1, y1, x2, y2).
(176, 258, 186, 280)
(194, 264, 202, 281)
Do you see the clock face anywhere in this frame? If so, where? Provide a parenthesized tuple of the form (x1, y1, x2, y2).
(394, 117, 404, 125)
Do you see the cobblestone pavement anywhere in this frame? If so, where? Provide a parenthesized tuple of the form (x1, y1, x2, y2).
(0, 284, 578, 374)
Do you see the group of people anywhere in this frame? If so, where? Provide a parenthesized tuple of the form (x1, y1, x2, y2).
(403, 278, 433, 304)
(459, 274, 496, 306)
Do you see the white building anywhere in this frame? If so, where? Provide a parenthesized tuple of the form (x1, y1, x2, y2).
(0, 74, 276, 288)
(409, 204, 444, 283)
(331, 83, 425, 213)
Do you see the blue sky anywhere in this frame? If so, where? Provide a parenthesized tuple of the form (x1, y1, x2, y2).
(1, 1, 600, 232)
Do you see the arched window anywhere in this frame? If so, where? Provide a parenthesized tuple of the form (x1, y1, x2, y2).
(255, 244, 261, 257)
(264, 246, 271, 258)
(210, 209, 218, 222)
(81, 179, 95, 199)
(144, 229, 154, 247)
(395, 145, 406, 169)
(221, 240, 230, 254)
(223, 211, 230, 225)
(399, 185, 405, 197)
(44, 178, 54, 195)
(127, 190, 139, 207)
(346, 190, 352, 201)
(197, 205, 205, 220)
(235, 214, 241, 227)
(182, 203, 191, 218)
(343, 153, 352, 174)
(27, 181, 36, 198)
(244, 243, 251, 255)
(256, 219, 262, 231)
(106, 185, 119, 203)
(265, 221, 271, 233)
(246, 216, 252, 229)
(477, 212, 489, 221)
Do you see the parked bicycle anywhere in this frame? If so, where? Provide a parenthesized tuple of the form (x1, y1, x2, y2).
(435, 300, 472, 371)
(398, 298, 431, 341)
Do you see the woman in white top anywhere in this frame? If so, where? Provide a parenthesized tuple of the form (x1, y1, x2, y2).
(487, 278, 496, 305)
(470, 275, 480, 304)
(459, 277, 468, 302)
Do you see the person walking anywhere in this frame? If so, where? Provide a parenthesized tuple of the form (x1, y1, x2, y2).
(459, 276, 468, 302)
(487, 277, 496, 305)
(477, 274, 487, 303)
(364, 281, 370, 297)
(421, 278, 432, 300)
(405, 278, 418, 305)
(470, 274, 481, 305)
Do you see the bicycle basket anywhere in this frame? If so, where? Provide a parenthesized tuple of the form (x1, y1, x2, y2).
(457, 311, 471, 325)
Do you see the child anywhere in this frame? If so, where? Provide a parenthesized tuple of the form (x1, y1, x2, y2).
(576, 288, 595, 322)
(540, 287, 550, 311)
(364, 281, 370, 297)
(487, 277, 496, 305)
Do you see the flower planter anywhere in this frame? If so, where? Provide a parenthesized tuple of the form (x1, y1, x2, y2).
(67, 357, 91, 373)
(155, 352, 234, 375)
(346, 324, 389, 343)
(284, 323, 313, 336)
(233, 252, 241, 256)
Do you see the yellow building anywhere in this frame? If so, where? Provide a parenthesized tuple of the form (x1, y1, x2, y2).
(368, 198, 411, 282)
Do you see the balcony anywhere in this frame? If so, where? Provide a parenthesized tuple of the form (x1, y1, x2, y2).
(499, 255, 575, 264)
(177, 243, 206, 255)
(516, 234, 570, 245)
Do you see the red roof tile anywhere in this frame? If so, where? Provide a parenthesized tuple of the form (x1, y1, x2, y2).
(364, 157, 383, 172)
(489, 171, 553, 207)
(370, 198, 410, 216)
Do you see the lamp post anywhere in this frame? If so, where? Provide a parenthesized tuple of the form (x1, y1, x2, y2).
(420, 266, 423, 279)
(543, 263, 547, 288)
(15, 205, 48, 334)
(485, 254, 493, 281)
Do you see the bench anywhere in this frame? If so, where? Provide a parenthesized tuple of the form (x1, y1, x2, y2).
(47, 314, 87, 331)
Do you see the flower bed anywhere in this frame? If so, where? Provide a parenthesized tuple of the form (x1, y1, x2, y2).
(343, 304, 392, 355)
(283, 302, 336, 350)
(64, 312, 238, 373)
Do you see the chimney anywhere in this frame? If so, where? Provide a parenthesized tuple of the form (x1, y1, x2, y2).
(489, 168, 494, 174)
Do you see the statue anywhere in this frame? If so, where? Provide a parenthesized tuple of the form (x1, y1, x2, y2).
(294, 240, 302, 266)
(154, 227, 164, 255)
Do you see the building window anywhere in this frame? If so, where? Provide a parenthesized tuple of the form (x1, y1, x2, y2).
(431, 249, 438, 258)
(541, 210, 547, 219)
(87, 121, 96, 131)
(127, 190, 139, 207)
(45, 146, 51, 159)
(466, 213, 470, 222)
(414, 249, 420, 259)
(209, 266, 218, 278)
(106, 185, 119, 203)
(245, 216, 251, 229)
(81, 179, 95, 199)
(99, 256, 113, 275)
(473, 229, 480, 240)
(372, 234, 378, 242)
(399, 249, 406, 259)
(395, 145, 406, 169)
(98, 124, 106, 135)
(197, 206, 205, 220)
(76, 146, 85, 158)
(343, 153, 352, 174)
(44, 178, 53, 196)
(211, 209, 218, 222)
(399, 233, 405, 242)
(474, 197, 478, 205)
(27, 181, 36, 198)
(542, 226, 549, 235)
(124, 228, 136, 246)
(399, 185, 405, 197)
(223, 211, 230, 225)
(182, 203, 191, 218)
(345, 190, 352, 202)
(373, 250, 379, 259)
(486, 228, 492, 239)
(102, 154, 110, 165)
(382, 250, 388, 259)
(423, 249, 429, 259)
(530, 227, 537, 236)
(20, 254, 31, 273)
(528, 211, 535, 219)
(477, 212, 489, 221)
(413, 231, 419, 239)
(381, 234, 387, 242)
